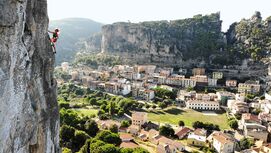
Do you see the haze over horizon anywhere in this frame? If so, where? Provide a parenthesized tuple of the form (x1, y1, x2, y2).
(48, 0, 271, 31)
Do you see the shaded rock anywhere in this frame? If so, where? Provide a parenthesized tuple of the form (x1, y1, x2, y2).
(0, 0, 59, 152)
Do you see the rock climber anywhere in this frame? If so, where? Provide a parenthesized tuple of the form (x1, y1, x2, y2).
(48, 28, 60, 53)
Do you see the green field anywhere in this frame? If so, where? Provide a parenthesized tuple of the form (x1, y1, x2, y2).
(73, 108, 98, 117)
(146, 107, 229, 130)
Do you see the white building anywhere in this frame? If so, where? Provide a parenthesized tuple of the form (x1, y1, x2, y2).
(235, 93, 246, 102)
(160, 85, 173, 91)
(138, 89, 155, 101)
(259, 100, 271, 114)
(227, 100, 249, 114)
(208, 131, 235, 153)
(265, 93, 271, 101)
(61, 62, 69, 72)
(208, 78, 218, 87)
(186, 100, 220, 110)
(187, 128, 207, 146)
(121, 83, 131, 96)
(181, 78, 197, 88)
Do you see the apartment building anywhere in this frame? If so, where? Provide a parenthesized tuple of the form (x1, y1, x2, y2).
(238, 81, 261, 94)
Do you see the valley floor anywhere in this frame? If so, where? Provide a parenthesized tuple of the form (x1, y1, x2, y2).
(145, 107, 230, 130)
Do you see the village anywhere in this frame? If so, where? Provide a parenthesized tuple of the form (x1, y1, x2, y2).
(56, 62, 271, 153)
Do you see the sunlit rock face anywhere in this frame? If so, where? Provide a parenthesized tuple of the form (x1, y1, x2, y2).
(0, 0, 59, 152)
(100, 13, 223, 67)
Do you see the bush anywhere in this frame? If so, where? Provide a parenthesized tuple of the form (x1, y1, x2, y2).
(192, 121, 220, 132)
(59, 102, 70, 109)
(239, 138, 254, 150)
(178, 120, 185, 127)
(72, 130, 90, 151)
(109, 124, 119, 133)
(153, 87, 177, 100)
(121, 120, 131, 128)
(98, 110, 106, 116)
(99, 144, 119, 153)
(95, 131, 122, 146)
(152, 105, 157, 109)
(89, 98, 97, 106)
(60, 125, 75, 146)
(62, 147, 72, 153)
(84, 120, 99, 137)
(228, 119, 238, 130)
(159, 125, 175, 138)
(118, 109, 125, 116)
(99, 114, 109, 120)
(78, 139, 91, 153)
(158, 102, 167, 109)
(89, 140, 106, 152)
(60, 108, 80, 127)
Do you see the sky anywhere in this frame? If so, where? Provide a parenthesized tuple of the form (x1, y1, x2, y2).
(47, 0, 271, 31)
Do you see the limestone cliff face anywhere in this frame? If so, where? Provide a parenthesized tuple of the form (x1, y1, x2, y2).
(226, 12, 271, 60)
(0, 0, 59, 152)
(78, 32, 102, 53)
(101, 13, 224, 66)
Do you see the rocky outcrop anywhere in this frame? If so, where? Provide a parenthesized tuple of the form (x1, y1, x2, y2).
(77, 32, 102, 53)
(100, 13, 224, 67)
(0, 0, 59, 152)
(226, 11, 271, 60)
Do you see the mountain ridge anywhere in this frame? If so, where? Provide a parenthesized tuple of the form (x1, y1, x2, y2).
(49, 18, 103, 64)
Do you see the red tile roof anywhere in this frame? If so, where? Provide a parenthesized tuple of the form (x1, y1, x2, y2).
(175, 127, 191, 138)
(242, 113, 261, 123)
(120, 133, 133, 141)
(120, 142, 139, 149)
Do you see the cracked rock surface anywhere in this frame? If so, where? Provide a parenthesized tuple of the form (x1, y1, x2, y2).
(0, 0, 59, 152)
